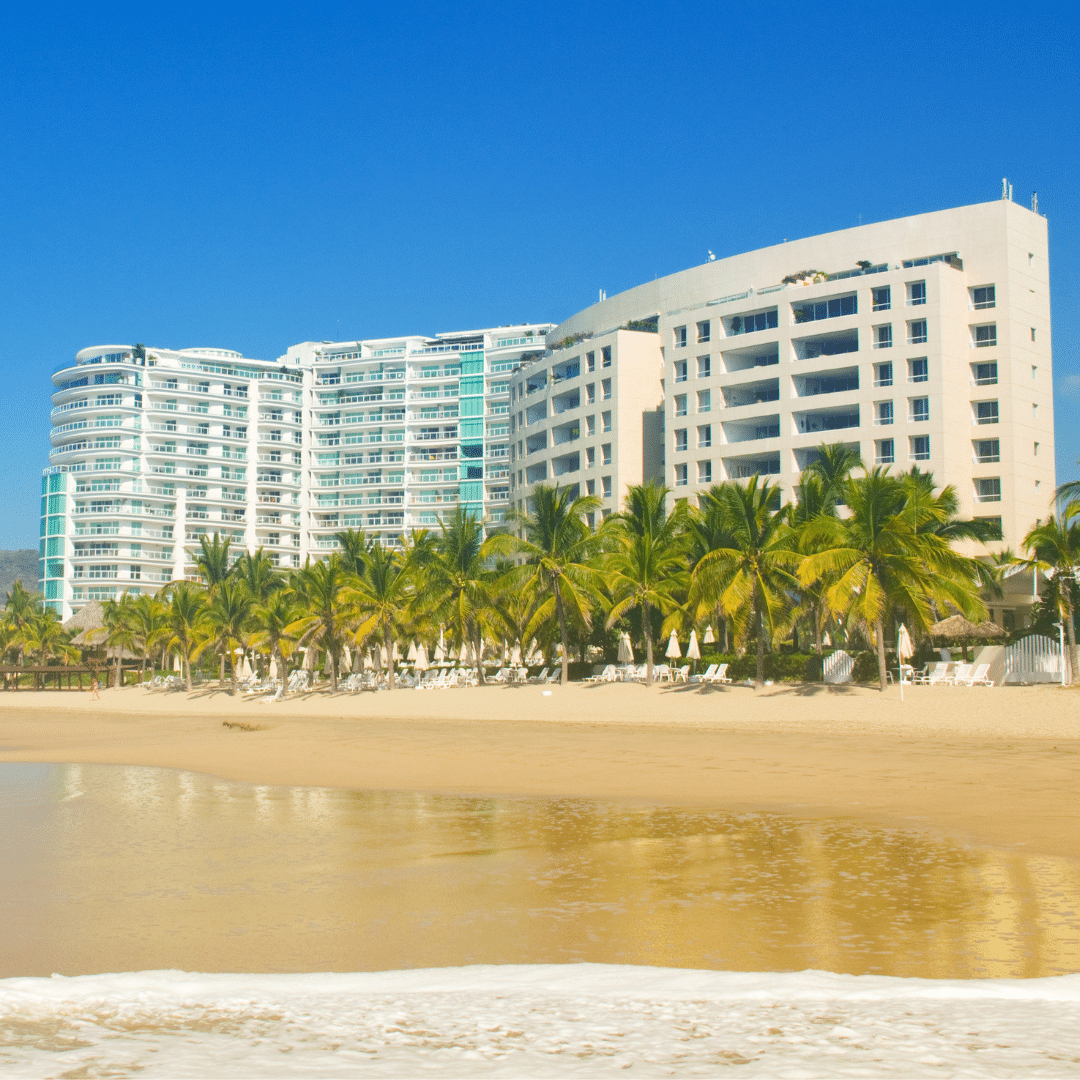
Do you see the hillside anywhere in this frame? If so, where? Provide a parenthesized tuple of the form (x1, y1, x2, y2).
(1, 549, 40, 600)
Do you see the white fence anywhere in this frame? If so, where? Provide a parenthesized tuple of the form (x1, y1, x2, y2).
(1003, 634, 1071, 684)
(824, 650, 855, 684)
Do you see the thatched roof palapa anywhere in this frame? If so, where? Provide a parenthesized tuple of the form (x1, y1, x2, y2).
(929, 614, 1006, 640)
(62, 601, 105, 633)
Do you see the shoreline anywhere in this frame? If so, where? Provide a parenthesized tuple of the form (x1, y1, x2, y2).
(2, 682, 1079, 860)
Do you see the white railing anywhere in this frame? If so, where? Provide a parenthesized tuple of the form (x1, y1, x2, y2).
(824, 650, 854, 684)
(1004, 634, 1071, 684)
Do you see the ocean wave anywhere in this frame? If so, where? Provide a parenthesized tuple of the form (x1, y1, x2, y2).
(2, 964, 1080, 1077)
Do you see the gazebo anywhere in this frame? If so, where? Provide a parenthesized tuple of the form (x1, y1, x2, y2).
(929, 614, 1007, 661)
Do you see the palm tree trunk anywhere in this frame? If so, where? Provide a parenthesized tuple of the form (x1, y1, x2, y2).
(184, 648, 193, 692)
(1065, 591, 1077, 685)
(755, 606, 766, 688)
(384, 624, 396, 690)
(220, 650, 226, 687)
(874, 616, 888, 691)
(642, 601, 654, 686)
(554, 584, 570, 685)
(113, 652, 121, 689)
(329, 643, 338, 691)
(276, 644, 288, 697)
(230, 646, 238, 696)
(475, 627, 485, 685)
(814, 603, 824, 657)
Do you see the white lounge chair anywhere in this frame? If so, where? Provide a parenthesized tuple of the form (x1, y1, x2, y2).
(695, 663, 718, 683)
(965, 663, 993, 686)
(527, 667, 550, 684)
(488, 667, 512, 684)
(674, 665, 690, 683)
(919, 662, 950, 685)
(947, 663, 973, 685)
(702, 663, 731, 684)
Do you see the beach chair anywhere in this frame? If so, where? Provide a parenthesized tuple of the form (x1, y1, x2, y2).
(488, 667, 512, 684)
(593, 664, 617, 683)
(947, 663, 972, 685)
(655, 664, 672, 683)
(542, 669, 561, 684)
(527, 667, 550, 684)
(695, 663, 718, 683)
(582, 664, 606, 683)
(702, 663, 731, 684)
(675, 665, 690, 683)
(920, 662, 950, 685)
(965, 663, 994, 686)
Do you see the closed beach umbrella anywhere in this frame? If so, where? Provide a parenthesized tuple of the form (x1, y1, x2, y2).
(703, 625, 715, 645)
(342, 645, 352, 671)
(618, 632, 634, 664)
(239, 653, 253, 679)
(666, 631, 681, 659)
(268, 657, 278, 680)
(510, 645, 521, 666)
(415, 644, 428, 672)
(686, 630, 700, 660)
(433, 638, 445, 664)
(459, 642, 470, 664)
(823, 631, 832, 647)
(407, 641, 418, 662)
(897, 623, 914, 700)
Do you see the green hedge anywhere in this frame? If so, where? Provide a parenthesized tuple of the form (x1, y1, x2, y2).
(696, 651, 826, 683)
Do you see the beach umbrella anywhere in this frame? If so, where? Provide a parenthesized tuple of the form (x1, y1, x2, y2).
(665, 631, 681, 659)
(618, 632, 634, 664)
(686, 630, 700, 660)
(823, 631, 831, 647)
(703, 625, 715, 645)
(268, 657, 278, 680)
(896, 623, 913, 700)
(342, 645, 352, 672)
(433, 638, 445, 664)
(407, 641, 418, 662)
(415, 644, 429, 672)
(239, 653, 253, 679)
(458, 642, 470, 664)
(510, 645, 521, 666)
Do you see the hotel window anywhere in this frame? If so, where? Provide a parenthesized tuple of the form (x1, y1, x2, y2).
(673, 326, 687, 348)
(697, 320, 711, 343)
(873, 325, 893, 349)
(130, 564, 141, 581)
(601, 411, 612, 433)
(976, 517, 1003, 540)
(972, 324, 997, 348)
(698, 460, 712, 484)
(974, 477, 1002, 503)
(1034, 441, 1040, 456)
(601, 346, 612, 367)
(874, 362, 893, 387)
(973, 438, 1000, 463)
(586, 447, 595, 467)
(906, 281, 926, 306)
(697, 389, 711, 413)
(586, 415, 596, 436)
(674, 395, 687, 417)
(972, 285, 996, 310)
(872, 285, 891, 311)
(908, 357, 928, 383)
(601, 476, 612, 498)
(874, 401, 894, 426)
(586, 478, 595, 495)
(697, 355, 711, 378)
(909, 435, 930, 461)
(586, 383, 595, 404)
(908, 320, 927, 345)
(601, 378, 611, 400)
(602, 444, 612, 465)
(674, 360, 688, 383)
(909, 397, 929, 422)
(674, 429, 688, 453)
(875, 438, 895, 465)
(975, 401, 999, 425)
(674, 463, 688, 487)
(971, 361, 997, 386)
(698, 424, 712, 448)
(586, 351, 595, 372)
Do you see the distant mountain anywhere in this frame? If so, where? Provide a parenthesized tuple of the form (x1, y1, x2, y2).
(0, 549, 40, 600)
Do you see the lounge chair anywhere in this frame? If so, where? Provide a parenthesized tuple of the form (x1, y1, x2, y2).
(694, 663, 718, 683)
(488, 667, 512, 684)
(527, 667, 550, 684)
(702, 663, 731, 684)
(590, 664, 617, 683)
(964, 662, 994, 686)
(947, 663, 973, 685)
(655, 664, 672, 683)
(919, 662, 950, 685)
(674, 665, 690, 683)
(582, 664, 607, 683)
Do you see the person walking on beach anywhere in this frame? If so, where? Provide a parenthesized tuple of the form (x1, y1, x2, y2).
(90, 675, 100, 701)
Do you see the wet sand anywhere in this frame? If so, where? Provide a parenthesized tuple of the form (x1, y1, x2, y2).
(1, 682, 1078, 861)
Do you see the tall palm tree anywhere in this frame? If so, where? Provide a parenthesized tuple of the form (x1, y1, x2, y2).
(189, 532, 235, 682)
(164, 580, 210, 692)
(102, 594, 139, 688)
(4, 580, 40, 666)
(22, 608, 78, 686)
(690, 476, 799, 687)
(335, 528, 372, 576)
(414, 508, 495, 684)
(128, 593, 170, 680)
(489, 483, 607, 684)
(205, 579, 254, 695)
(286, 557, 354, 691)
(800, 469, 987, 690)
(1022, 508, 1080, 677)
(249, 590, 302, 694)
(348, 542, 413, 690)
(233, 548, 284, 604)
(605, 480, 689, 686)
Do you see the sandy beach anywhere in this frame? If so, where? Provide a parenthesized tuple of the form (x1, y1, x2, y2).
(2, 681, 1078, 860)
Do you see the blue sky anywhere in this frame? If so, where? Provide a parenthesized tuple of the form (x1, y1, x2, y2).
(1, 0, 1077, 548)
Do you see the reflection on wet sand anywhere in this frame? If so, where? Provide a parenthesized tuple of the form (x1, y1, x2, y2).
(1, 763, 1077, 980)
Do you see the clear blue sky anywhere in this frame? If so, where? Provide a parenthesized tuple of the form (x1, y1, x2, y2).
(1, 0, 1077, 548)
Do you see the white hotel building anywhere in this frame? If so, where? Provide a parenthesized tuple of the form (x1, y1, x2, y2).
(41, 198, 1054, 627)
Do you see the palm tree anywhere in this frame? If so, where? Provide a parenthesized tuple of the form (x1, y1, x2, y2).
(605, 481, 689, 686)
(189, 532, 236, 682)
(205, 579, 254, 695)
(488, 483, 607, 684)
(690, 476, 799, 687)
(233, 548, 284, 604)
(335, 528, 372, 576)
(348, 542, 413, 690)
(128, 593, 170, 680)
(286, 557, 354, 691)
(1022, 508, 1080, 678)
(414, 508, 495, 684)
(800, 469, 987, 690)
(4, 580, 40, 666)
(22, 608, 78, 686)
(249, 590, 302, 693)
(102, 594, 139, 688)
(165, 580, 210, 691)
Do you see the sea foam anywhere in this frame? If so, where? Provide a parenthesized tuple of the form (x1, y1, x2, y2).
(2, 964, 1080, 1077)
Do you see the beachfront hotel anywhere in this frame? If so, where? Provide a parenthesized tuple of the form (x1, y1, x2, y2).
(40, 196, 1054, 627)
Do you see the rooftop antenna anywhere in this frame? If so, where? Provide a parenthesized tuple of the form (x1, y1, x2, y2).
(1009, 182, 1013, 201)
(1032, 191, 1039, 213)
(707, 250, 715, 261)
(1001, 177, 1008, 199)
